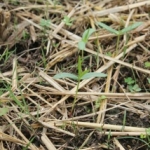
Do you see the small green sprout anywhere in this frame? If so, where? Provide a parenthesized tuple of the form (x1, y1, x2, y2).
(145, 62, 150, 68)
(97, 22, 142, 36)
(124, 77, 141, 92)
(95, 95, 106, 109)
(124, 77, 135, 85)
(54, 55, 107, 112)
(40, 19, 51, 28)
(128, 84, 141, 92)
(63, 16, 73, 26)
(78, 28, 95, 50)
(97, 22, 142, 54)
(0, 107, 8, 116)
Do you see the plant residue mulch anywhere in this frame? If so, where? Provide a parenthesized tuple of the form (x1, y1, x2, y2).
(0, 0, 150, 150)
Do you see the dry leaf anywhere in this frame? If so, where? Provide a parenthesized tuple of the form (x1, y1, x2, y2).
(29, 25, 37, 42)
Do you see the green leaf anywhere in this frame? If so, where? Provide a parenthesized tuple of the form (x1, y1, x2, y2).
(106, 52, 112, 57)
(53, 73, 78, 80)
(124, 77, 135, 85)
(82, 28, 95, 42)
(129, 84, 141, 92)
(78, 41, 86, 50)
(145, 62, 150, 68)
(81, 72, 107, 79)
(140, 134, 146, 139)
(120, 22, 142, 34)
(79, 69, 89, 79)
(78, 28, 95, 50)
(63, 16, 69, 22)
(40, 19, 51, 28)
(63, 16, 72, 26)
(128, 85, 134, 92)
(66, 22, 72, 26)
(97, 22, 119, 35)
(95, 98, 101, 109)
(95, 95, 107, 109)
(0, 107, 8, 116)
(101, 95, 106, 99)
(132, 84, 141, 92)
(146, 128, 150, 135)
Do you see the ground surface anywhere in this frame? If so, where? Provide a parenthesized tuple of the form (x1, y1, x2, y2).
(0, 0, 150, 150)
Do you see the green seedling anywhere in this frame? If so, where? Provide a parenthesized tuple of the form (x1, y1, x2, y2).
(145, 62, 150, 68)
(22, 30, 30, 40)
(95, 95, 106, 109)
(146, 128, 150, 142)
(97, 22, 142, 54)
(54, 28, 104, 113)
(0, 107, 8, 116)
(124, 77, 135, 85)
(54, 54, 107, 80)
(105, 51, 112, 57)
(54, 56, 107, 112)
(140, 128, 150, 147)
(63, 16, 73, 26)
(52, 42, 59, 48)
(140, 133, 147, 139)
(124, 77, 141, 92)
(144, 128, 150, 143)
(78, 28, 95, 50)
(53, 58, 107, 81)
(97, 22, 142, 36)
(40, 19, 51, 28)
(128, 84, 141, 92)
